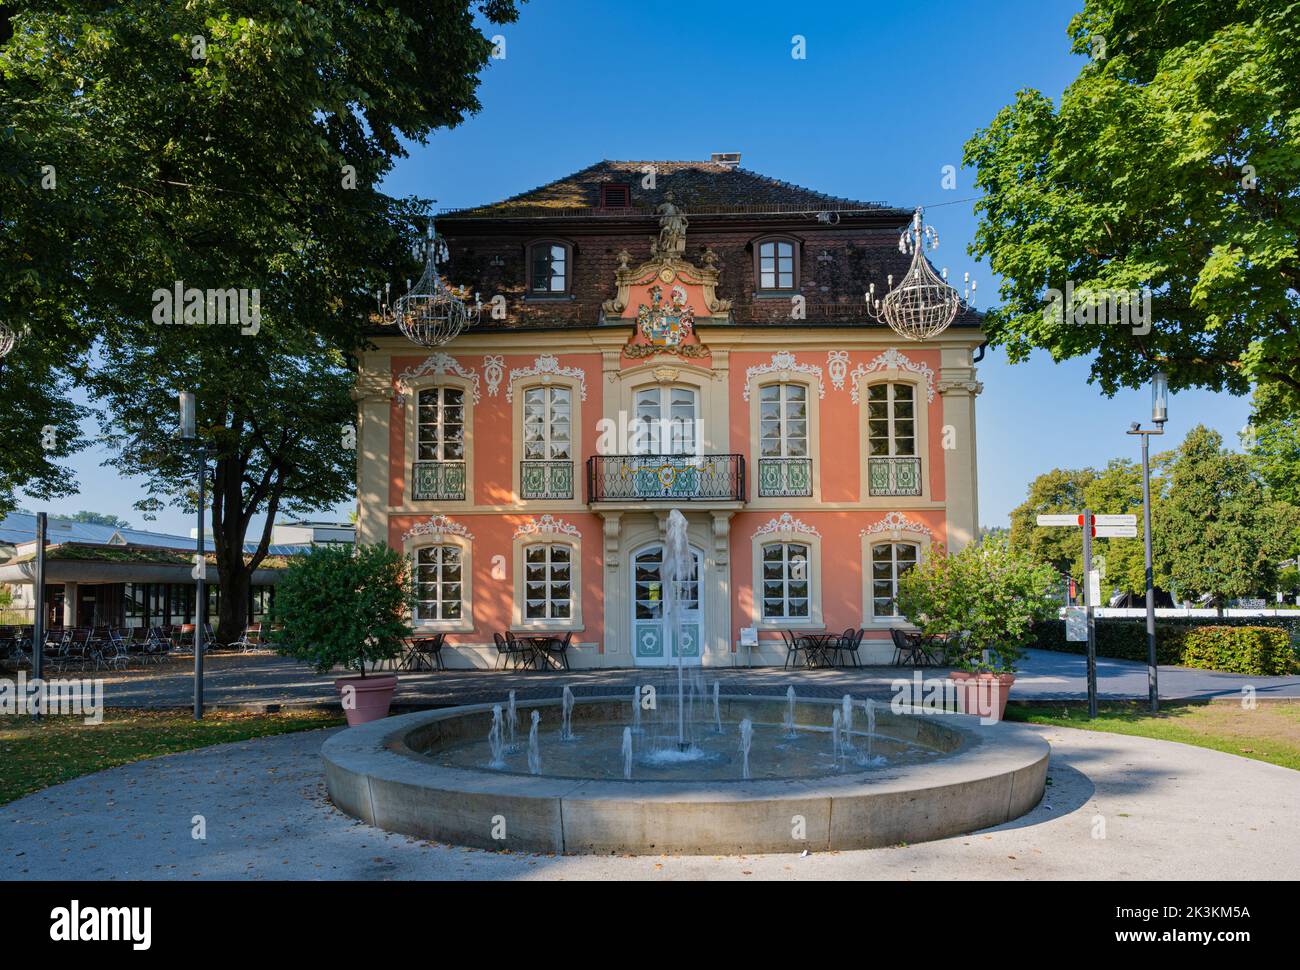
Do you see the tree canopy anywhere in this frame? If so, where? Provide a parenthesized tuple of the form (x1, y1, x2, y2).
(963, 0, 1299, 405)
(1, 0, 522, 638)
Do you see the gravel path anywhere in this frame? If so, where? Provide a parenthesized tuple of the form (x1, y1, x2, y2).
(3, 723, 1296, 880)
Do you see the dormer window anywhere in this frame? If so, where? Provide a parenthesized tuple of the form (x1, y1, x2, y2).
(528, 240, 572, 295)
(600, 183, 631, 209)
(754, 236, 799, 292)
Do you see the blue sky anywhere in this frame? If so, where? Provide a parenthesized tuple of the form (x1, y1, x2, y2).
(26, 0, 1253, 533)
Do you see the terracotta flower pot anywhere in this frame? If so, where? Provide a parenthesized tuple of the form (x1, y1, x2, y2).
(334, 674, 398, 726)
(947, 671, 1016, 721)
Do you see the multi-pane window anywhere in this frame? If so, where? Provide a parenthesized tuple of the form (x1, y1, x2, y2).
(633, 386, 697, 455)
(758, 383, 808, 459)
(758, 239, 796, 290)
(523, 544, 572, 621)
(867, 383, 915, 456)
(415, 545, 463, 621)
(761, 542, 810, 619)
(871, 543, 918, 618)
(529, 242, 568, 293)
(417, 387, 465, 461)
(522, 386, 571, 460)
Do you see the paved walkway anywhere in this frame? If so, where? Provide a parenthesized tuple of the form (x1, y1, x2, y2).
(3, 724, 1296, 879)
(66, 649, 1300, 711)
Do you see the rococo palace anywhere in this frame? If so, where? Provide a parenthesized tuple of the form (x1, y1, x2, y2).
(354, 157, 985, 668)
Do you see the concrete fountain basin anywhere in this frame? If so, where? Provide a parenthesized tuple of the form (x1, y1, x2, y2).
(321, 695, 1049, 855)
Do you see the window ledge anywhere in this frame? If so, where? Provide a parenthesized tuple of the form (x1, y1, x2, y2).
(523, 294, 575, 303)
(751, 291, 800, 300)
(412, 619, 474, 634)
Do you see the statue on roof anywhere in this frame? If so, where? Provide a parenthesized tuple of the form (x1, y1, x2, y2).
(653, 191, 688, 258)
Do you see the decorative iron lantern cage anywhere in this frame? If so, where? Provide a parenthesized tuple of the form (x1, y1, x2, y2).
(866, 209, 975, 341)
(380, 220, 479, 347)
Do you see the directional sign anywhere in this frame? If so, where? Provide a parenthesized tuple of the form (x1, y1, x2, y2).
(1036, 514, 1080, 527)
(1093, 514, 1137, 526)
(1095, 524, 1138, 538)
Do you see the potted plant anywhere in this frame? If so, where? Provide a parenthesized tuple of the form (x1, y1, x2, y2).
(272, 543, 413, 726)
(897, 536, 1058, 720)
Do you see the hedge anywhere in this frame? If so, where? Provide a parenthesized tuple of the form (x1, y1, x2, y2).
(1032, 617, 1299, 675)
(1180, 627, 1293, 676)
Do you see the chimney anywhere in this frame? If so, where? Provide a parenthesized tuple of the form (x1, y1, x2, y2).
(710, 152, 741, 169)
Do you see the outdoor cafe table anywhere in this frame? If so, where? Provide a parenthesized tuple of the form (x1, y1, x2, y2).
(796, 632, 839, 668)
(521, 636, 563, 670)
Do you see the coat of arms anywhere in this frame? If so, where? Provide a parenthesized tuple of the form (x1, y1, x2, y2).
(637, 284, 695, 347)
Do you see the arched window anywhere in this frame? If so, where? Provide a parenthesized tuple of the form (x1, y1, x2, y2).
(869, 542, 919, 619)
(866, 382, 921, 497)
(757, 382, 811, 497)
(523, 543, 573, 620)
(761, 541, 811, 619)
(527, 240, 572, 295)
(753, 236, 799, 292)
(414, 386, 466, 500)
(415, 545, 464, 621)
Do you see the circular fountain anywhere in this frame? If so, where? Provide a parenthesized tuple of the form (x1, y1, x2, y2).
(321, 688, 1049, 855)
(323, 514, 1047, 854)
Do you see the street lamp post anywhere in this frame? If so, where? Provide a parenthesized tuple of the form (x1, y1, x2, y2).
(179, 392, 207, 721)
(1127, 372, 1169, 714)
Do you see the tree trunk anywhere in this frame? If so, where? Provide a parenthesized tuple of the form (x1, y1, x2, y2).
(218, 564, 251, 646)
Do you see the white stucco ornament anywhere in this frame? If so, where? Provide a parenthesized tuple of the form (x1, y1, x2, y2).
(743, 351, 826, 401)
(403, 514, 475, 542)
(860, 510, 932, 540)
(513, 514, 581, 540)
(753, 512, 821, 538)
(847, 348, 936, 404)
(505, 354, 588, 403)
(394, 353, 482, 406)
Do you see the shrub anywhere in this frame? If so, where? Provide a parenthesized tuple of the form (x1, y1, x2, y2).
(897, 536, 1059, 673)
(271, 543, 412, 676)
(1032, 619, 1296, 675)
(1181, 626, 1294, 675)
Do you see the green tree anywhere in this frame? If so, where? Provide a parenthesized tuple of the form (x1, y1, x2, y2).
(66, 511, 130, 529)
(1246, 384, 1300, 508)
(1009, 460, 1157, 598)
(272, 544, 412, 677)
(896, 537, 1059, 674)
(963, 0, 1300, 405)
(1, 0, 521, 640)
(1154, 425, 1294, 609)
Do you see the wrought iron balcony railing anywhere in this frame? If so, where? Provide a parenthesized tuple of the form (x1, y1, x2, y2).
(520, 460, 575, 500)
(412, 461, 467, 501)
(867, 456, 922, 497)
(587, 454, 745, 502)
(756, 457, 813, 497)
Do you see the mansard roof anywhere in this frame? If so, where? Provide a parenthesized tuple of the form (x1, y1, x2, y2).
(443, 159, 910, 220)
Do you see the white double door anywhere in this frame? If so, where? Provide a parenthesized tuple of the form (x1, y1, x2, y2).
(631, 543, 703, 666)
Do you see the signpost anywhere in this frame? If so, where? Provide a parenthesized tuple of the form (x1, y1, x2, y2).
(1035, 510, 1139, 718)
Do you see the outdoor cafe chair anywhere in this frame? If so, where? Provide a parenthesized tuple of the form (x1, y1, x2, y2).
(781, 629, 806, 669)
(890, 627, 924, 667)
(504, 630, 538, 670)
(832, 628, 864, 667)
(405, 633, 446, 672)
(542, 631, 572, 671)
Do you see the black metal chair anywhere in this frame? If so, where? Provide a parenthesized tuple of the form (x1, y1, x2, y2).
(781, 629, 807, 669)
(890, 627, 922, 667)
(831, 628, 864, 667)
(543, 631, 572, 671)
(407, 633, 446, 671)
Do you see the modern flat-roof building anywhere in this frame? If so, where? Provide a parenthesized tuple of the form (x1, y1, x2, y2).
(0, 514, 355, 630)
(354, 157, 984, 668)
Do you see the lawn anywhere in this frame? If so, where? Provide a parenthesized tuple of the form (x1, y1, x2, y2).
(0, 709, 343, 805)
(1005, 701, 1300, 771)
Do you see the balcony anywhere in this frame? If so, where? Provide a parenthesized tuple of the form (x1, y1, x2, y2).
(412, 461, 467, 501)
(520, 460, 575, 500)
(756, 457, 812, 498)
(587, 454, 745, 503)
(868, 456, 922, 497)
